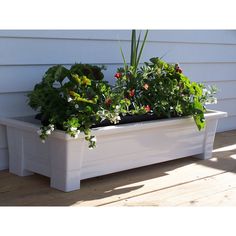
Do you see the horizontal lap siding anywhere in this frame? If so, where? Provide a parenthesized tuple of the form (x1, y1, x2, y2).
(0, 30, 235, 44)
(0, 93, 33, 117)
(1, 38, 236, 65)
(0, 30, 235, 131)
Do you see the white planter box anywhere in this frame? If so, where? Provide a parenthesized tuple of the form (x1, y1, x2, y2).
(0, 125, 9, 170)
(0, 110, 227, 192)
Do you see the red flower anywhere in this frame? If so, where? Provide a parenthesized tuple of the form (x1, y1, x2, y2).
(178, 68, 182, 73)
(175, 64, 183, 73)
(114, 72, 122, 79)
(129, 89, 135, 97)
(105, 98, 112, 106)
(143, 83, 149, 90)
(144, 105, 151, 112)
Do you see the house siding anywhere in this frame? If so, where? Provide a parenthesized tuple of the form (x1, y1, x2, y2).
(0, 30, 235, 131)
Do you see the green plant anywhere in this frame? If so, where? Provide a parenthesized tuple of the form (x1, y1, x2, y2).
(138, 58, 210, 129)
(114, 29, 149, 114)
(120, 29, 148, 77)
(28, 30, 218, 150)
(28, 63, 117, 149)
(115, 29, 217, 130)
(114, 57, 217, 130)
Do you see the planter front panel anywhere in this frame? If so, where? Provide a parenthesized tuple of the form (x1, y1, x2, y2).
(0, 125, 9, 170)
(81, 120, 204, 179)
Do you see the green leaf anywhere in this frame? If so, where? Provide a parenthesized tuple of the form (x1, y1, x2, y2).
(70, 74, 80, 84)
(193, 98, 204, 112)
(130, 30, 136, 67)
(135, 31, 141, 69)
(194, 113, 205, 130)
(54, 65, 69, 83)
(119, 44, 127, 71)
(136, 30, 148, 68)
(69, 91, 96, 104)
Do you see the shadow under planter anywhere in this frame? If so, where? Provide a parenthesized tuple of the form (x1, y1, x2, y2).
(0, 110, 227, 192)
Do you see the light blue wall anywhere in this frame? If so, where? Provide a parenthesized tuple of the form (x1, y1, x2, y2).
(0, 30, 235, 131)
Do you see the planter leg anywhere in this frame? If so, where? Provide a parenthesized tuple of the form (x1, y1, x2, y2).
(50, 139, 84, 192)
(194, 119, 218, 160)
(0, 125, 9, 170)
(50, 170, 81, 192)
(7, 127, 33, 176)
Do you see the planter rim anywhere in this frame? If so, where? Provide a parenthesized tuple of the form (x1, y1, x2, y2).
(0, 109, 227, 140)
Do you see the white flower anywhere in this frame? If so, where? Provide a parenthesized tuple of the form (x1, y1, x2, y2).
(117, 115, 121, 121)
(203, 88, 208, 94)
(48, 124, 54, 131)
(75, 104, 79, 109)
(89, 146, 94, 150)
(41, 139, 45, 144)
(91, 136, 97, 142)
(37, 129, 42, 135)
(206, 97, 217, 105)
(70, 127, 77, 132)
(74, 133, 79, 139)
(213, 97, 217, 104)
(76, 130, 80, 135)
(115, 105, 120, 110)
(46, 130, 51, 135)
(67, 97, 73, 102)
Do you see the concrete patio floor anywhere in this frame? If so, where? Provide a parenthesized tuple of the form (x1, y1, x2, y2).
(0, 130, 236, 206)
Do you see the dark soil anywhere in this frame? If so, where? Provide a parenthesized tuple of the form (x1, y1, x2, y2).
(91, 113, 160, 128)
(35, 113, 161, 129)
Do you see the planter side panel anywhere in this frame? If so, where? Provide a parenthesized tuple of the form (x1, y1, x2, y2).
(0, 125, 9, 170)
(7, 127, 34, 176)
(81, 120, 205, 179)
(6, 124, 85, 192)
(23, 130, 51, 177)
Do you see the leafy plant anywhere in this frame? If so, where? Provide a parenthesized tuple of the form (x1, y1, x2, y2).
(28, 64, 117, 149)
(120, 29, 148, 77)
(113, 30, 218, 130)
(114, 57, 217, 130)
(28, 30, 218, 150)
